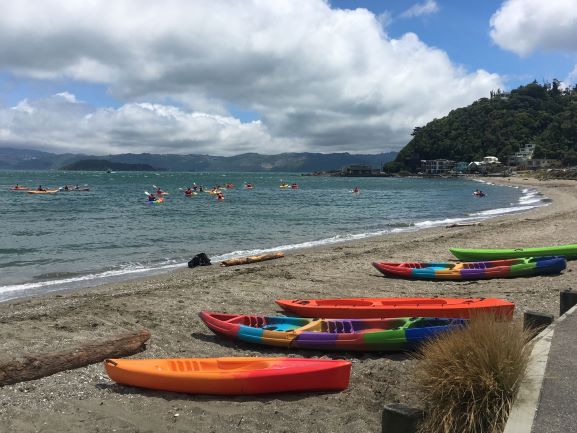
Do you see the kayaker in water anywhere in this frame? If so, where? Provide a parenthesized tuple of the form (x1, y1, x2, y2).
(184, 187, 193, 196)
(353, 186, 360, 193)
(37, 185, 46, 192)
(63, 185, 69, 191)
(216, 192, 224, 201)
(147, 193, 156, 201)
(156, 187, 164, 195)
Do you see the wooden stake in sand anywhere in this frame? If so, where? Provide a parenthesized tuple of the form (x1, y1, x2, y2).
(0, 329, 150, 386)
(220, 252, 285, 267)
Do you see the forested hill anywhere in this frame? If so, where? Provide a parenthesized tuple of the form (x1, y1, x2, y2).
(386, 81, 577, 172)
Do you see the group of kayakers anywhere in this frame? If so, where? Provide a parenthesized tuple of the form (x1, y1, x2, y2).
(11, 183, 85, 192)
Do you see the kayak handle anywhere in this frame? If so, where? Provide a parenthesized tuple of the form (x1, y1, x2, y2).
(105, 359, 118, 366)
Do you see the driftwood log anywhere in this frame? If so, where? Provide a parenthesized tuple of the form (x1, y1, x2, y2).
(220, 252, 285, 267)
(0, 329, 150, 386)
(445, 223, 482, 228)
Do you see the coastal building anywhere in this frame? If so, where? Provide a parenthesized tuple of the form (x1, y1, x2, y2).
(508, 143, 536, 166)
(525, 159, 562, 170)
(454, 162, 469, 174)
(341, 164, 374, 176)
(468, 156, 502, 173)
(420, 159, 455, 175)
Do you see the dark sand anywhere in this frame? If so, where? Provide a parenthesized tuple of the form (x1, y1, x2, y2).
(1, 177, 576, 433)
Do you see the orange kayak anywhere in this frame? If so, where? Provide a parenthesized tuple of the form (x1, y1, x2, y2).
(275, 297, 514, 319)
(104, 357, 351, 395)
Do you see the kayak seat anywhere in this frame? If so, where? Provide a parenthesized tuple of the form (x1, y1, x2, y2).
(324, 321, 354, 334)
(246, 316, 266, 328)
(169, 360, 201, 372)
(462, 262, 487, 270)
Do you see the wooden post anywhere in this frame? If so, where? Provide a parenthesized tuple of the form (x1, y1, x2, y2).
(0, 329, 150, 386)
(523, 311, 554, 338)
(560, 289, 577, 316)
(382, 403, 424, 433)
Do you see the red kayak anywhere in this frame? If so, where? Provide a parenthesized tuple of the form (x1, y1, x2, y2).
(275, 297, 514, 319)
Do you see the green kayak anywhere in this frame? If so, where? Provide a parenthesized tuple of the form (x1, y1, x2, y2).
(449, 244, 577, 261)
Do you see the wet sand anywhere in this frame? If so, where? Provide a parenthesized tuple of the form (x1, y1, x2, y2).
(1, 177, 576, 433)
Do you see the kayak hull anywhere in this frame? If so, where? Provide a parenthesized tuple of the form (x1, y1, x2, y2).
(27, 189, 59, 194)
(450, 244, 577, 261)
(200, 312, 466, 352)
(104, 357, 351, 394)
(372, 257, 566, 280)
(275, 297, 514, 319)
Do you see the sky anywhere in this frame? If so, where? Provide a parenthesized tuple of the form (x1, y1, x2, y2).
(0, 0, 576, 156)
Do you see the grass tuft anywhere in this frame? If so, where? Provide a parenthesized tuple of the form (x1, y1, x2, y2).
(415, 315, 532, 433)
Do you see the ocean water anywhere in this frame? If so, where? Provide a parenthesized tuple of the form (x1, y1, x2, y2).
(0, 171, 545, 301)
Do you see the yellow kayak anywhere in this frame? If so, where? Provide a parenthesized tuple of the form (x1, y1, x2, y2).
(27, 189, 59, 194)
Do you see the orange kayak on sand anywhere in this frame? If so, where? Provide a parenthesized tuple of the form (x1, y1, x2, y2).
(104, 357, 351, 395)
(275, 297, 514, 319)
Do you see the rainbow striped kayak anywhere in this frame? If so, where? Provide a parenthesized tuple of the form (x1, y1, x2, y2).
(450, 244, 577, 261)
(105, 357, 351, 395)
(200, 312, 466, 352)
(372, 256, 566, 280)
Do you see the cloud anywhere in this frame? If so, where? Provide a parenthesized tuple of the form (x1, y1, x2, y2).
(400, 0, 439, 18)
(1, 94, 301, 155)
(490, 0, 577, 56)
(0, 0, 501, 154)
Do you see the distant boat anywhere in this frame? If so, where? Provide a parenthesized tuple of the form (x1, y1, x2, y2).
(106, 168, 114, 174)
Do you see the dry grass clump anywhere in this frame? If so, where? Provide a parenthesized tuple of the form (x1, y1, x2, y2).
(415, 315, 532, 433)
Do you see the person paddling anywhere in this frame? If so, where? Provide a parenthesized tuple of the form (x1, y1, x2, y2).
(147, 193, 156, 202)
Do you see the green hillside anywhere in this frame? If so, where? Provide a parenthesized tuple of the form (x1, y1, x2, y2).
(386, 81, 577, 172)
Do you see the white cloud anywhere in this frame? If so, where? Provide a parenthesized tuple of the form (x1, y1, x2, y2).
(0, 0, 501, 154)
(490, 0, 577, 56)
(0, 94, 302, 155)
(400, 0, 439, 18)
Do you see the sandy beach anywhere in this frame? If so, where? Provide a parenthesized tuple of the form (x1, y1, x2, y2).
(1, 176, 576, 433)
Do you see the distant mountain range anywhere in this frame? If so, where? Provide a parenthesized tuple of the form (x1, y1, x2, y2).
(61, 159, 163, 172)
(0, 147, 397, 172)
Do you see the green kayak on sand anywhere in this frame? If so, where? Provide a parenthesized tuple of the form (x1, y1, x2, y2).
(449, 244, 577, 261)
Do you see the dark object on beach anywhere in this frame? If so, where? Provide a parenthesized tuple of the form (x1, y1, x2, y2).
(0, 329, 150, 386)
(220, 252, 285, 267)
(188, 253, 212, 268)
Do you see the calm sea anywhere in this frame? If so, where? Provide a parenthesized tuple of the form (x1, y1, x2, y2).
(0, 170, 545, 301)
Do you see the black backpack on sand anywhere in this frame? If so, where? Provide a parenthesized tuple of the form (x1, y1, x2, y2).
(188, 253, 212, 268)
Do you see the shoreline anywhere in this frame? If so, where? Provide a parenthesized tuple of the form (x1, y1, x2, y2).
(0, 178, 543, 303)
(1, 176, 577, 433)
